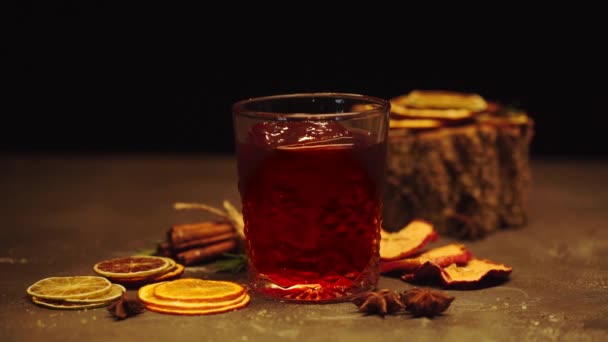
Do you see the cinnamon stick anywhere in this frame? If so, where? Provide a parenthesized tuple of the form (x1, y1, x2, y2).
(171, 232, 238, 252)
(175, 239, 237, 266)
(168, 221, 233, 247)
(157, 241, 172, 257)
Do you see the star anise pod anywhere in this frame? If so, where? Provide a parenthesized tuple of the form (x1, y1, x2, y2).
(107, 292, 146, 320)
(400, 288, 454, 317)
(352, 289, 405, 317)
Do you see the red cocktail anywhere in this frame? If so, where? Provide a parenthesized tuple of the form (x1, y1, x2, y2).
(233, 94, 389, 302)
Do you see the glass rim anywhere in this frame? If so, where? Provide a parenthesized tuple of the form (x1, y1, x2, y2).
(232, 92, 390, 120)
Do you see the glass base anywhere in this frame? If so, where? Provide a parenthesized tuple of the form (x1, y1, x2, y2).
(248, 256, 379, 303)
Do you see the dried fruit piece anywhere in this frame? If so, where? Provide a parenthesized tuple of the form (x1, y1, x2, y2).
(400, 288, 454, 317)
(93, 256, 170, 279)
(381, 244, 472, 273)
(352, 289, 405, 317)
(143, 295, 250, 316)
(398, 90, 488, 112)
(26, 276, 112, 300)
(400, 261, 444, 282)
(401, 258, 512, 286)
(391, 106, 474, 121)
(31, 296, 114, 310)
(64, 284, 125, 303)
(139, 282, 248, 309)
(111, 263, 185, 287)
(389, 118, 443, 130)
(380, 220, 438, 260)
(152, 278, 245, 302)
(137, 279, 250, 316)
(441, 258, 512, 286)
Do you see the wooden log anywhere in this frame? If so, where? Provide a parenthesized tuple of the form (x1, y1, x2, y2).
(383, 105, 533, 239)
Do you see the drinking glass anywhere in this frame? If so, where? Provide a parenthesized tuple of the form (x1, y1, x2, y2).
(233, 93, 389, 302)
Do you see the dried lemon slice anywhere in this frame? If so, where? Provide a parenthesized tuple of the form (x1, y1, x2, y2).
(144, 294, 250, 315)
(65, 284, 125, 303)
(93, 256, 170, 279)
(31, 296, 114, 310)
(138, 282, 247, 309)
(26, 276, 112, 300)
(153, 278, 245, 302)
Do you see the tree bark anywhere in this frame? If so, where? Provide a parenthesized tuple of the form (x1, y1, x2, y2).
(384, 116, 534, 239)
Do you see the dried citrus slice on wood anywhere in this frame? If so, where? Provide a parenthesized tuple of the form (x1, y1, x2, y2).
(143, 294, 250, 315)
(26, 276, 112, 300)
(31, 296, 114, 310)
(404, 90, 488, 112)
(389, 118, 443, 130)
(391, 106, 474, 121)
(138, 282, 248, 309)
(64, 284, 125, 303)
(153, 278, 245, 302)
(93, 256, 170, 278)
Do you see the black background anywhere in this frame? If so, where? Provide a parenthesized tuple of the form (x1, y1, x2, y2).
(6, 2, 606, 157)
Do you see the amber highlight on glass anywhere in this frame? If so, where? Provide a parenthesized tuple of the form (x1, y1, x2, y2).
(233, 93, 389, 302)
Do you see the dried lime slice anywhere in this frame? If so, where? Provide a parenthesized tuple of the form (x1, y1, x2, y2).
(93, 256, 170, 279)
(31, 296, 112, 310)
(65, 284, 125, 303)
(26, 276, 112, 300)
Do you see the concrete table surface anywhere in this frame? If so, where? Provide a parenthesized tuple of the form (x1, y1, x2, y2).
(1, 155, 607, 341)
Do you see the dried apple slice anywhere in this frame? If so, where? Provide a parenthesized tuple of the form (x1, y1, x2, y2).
(381, 244, 472, 273)
(440, 258, 512, 286)
(380, 220, 438, 260)
(401, 258, 512, 286)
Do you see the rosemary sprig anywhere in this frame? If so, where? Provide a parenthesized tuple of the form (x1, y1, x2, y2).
(208, 253, 247, 273)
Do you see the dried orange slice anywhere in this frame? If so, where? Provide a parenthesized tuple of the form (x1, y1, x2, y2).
(404, 90, 488, 112)
(152, 263, 184, 281)
(389, 118, 443, 130)
(93, 256, 170, 279)
(138, 282, 247, 309)
(65, 284, 125, 303)
(112, 263, 185, 286)
(153, 278, 245, 302)
(31, 296, 114, 310)
(26, 276, 112, 300)
(144, 294, 250, 315)
(161, 257, 176, 271)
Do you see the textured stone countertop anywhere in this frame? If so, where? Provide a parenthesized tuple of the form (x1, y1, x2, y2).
(1, 155, 606, 341)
